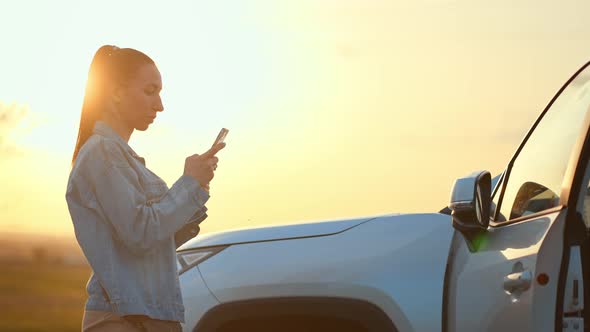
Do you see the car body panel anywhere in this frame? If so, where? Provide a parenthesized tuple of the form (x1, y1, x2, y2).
(197, 213, 455, 332)
(178, 216, 383, 250)
(447, 209, 564, 331)
(531, 210, 568, 332)
(179, 263, 220, 331)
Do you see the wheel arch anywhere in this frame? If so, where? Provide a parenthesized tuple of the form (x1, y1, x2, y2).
(193, 297, 398, 332)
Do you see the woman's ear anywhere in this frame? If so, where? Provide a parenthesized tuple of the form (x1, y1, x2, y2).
(111, 85, 124, 104)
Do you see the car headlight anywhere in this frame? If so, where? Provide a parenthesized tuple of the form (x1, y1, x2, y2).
(177, 246, 227, 275)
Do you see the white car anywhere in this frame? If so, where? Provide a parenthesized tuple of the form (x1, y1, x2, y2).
(176, 63, 590, 332)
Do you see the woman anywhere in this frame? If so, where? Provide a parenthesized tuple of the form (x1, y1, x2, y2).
(66, 45, 225, 331)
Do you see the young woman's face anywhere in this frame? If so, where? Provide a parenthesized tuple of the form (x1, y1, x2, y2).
(116, 63, 164, 131)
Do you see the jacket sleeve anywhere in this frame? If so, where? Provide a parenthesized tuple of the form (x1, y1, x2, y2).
(175, 207, 208, 248)
(88, 141, 210, 255)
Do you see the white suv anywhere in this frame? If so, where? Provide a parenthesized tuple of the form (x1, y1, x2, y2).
(176, 63, 590, 332)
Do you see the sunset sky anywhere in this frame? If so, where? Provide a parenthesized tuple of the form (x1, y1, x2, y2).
(2, 0, 590, 237)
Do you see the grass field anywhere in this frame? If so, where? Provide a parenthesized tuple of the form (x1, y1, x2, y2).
(0, 261, 91, 332)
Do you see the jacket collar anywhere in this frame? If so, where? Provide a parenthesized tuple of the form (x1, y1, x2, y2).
(93, 120, 145, 164)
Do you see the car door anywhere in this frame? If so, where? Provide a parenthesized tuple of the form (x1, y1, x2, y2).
(446, 62, 590, 332)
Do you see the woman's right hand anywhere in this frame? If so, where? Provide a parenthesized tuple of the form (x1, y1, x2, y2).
(184, 143, 226, 189)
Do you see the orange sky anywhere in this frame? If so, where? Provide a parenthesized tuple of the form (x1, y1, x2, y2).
(2, 0, 590, 236)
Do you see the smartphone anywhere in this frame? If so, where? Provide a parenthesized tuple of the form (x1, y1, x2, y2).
(212, 128, 229, 147)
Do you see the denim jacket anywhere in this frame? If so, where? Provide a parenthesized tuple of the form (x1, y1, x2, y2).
(65, 120, 209, 322)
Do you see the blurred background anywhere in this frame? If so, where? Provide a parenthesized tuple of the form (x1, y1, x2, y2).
(2, 0, 590, 330)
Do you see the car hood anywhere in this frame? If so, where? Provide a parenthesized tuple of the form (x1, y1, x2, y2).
(177, 215, 392, 251)
(195, 212, 454, 332)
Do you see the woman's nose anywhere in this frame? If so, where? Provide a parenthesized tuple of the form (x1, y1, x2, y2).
(154, 97, 164, 112)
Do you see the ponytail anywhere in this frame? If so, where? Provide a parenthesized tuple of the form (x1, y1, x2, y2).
(71, 45, 154, 167)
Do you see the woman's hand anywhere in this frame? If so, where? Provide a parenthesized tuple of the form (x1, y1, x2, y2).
(184, 143, 225, 190)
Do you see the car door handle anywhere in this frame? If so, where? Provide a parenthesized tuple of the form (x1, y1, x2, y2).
(503, 270, 532, 294)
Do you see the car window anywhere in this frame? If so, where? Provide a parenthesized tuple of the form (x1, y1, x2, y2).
(576, 154, 590, 229)
(494, 66, 590, 222)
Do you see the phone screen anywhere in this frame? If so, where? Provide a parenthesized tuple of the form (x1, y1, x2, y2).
(213, 128, 229, 147)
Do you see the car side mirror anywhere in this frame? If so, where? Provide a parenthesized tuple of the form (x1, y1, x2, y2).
(449, 171, 492, 251)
